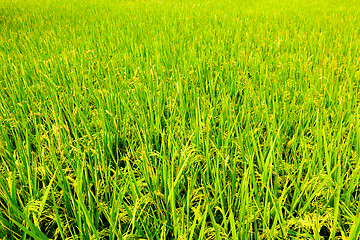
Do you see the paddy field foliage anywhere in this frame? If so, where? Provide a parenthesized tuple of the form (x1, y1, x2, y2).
(0, 0, 360, 239)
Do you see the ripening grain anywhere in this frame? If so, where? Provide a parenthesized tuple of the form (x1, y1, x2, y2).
(0, 0, 360, 239)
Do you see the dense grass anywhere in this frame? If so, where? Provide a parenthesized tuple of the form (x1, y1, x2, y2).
(1, 0, 360, 239)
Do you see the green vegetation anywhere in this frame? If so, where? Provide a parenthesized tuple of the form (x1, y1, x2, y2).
(1, 0, 360, 239)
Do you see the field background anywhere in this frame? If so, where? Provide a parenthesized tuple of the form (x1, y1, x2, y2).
(1, 0, 360, 239)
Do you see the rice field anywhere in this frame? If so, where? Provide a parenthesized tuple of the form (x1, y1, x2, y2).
(0, 0, 360, 239)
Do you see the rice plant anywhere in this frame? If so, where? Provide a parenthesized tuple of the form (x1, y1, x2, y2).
(0, 0, 359, 239)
